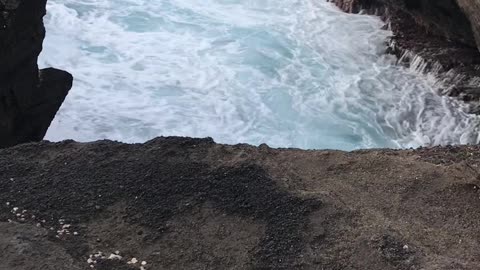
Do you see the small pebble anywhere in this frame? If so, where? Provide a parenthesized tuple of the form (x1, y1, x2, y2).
(127, 258, 138, 264)
(108, 254, 122, 260)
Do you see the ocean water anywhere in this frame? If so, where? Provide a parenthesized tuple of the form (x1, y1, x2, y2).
(39, 0, 480, 150)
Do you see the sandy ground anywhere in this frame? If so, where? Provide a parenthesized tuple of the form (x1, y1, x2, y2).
(0, 137, 479, 269)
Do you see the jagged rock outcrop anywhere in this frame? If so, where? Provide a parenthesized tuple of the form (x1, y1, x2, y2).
(328, 0, 479, 49)
(328, 0, 480, 106)
(0, 0, 72, 148)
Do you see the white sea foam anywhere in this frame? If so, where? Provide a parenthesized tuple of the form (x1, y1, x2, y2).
(39, 0, 480, 150)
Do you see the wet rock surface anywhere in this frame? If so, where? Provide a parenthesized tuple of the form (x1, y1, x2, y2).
(328, 0, 480, 106)
(1, 137, 480, 269)
(0, 0, 72, 148)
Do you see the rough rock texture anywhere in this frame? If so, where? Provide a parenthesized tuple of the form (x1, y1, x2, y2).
(0, 0, 72, 148)
(457, 0, 480, 51)
(1, 137, 480, 269)
(328, 0, 480, 107)
(330, 0, 478, 48)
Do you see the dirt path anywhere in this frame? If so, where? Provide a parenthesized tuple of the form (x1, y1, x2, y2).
(0, 137, 479, 269)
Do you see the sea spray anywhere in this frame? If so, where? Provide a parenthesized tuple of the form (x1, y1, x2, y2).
(39, 0, 480, 150)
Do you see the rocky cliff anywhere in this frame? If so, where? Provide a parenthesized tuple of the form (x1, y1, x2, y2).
(0, 0, 72, 148)
(330, 0, 479, 49)
(329, 0, 480, 106)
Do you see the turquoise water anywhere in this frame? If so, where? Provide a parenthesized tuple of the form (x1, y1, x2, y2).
(39, 0, 480, 150)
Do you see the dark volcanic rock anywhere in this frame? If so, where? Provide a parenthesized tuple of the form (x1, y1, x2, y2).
(457, 0, 480, 51)
(0, 0, 72, 148)
(329, 0, 477, 49)
(328, 0, 480, 106)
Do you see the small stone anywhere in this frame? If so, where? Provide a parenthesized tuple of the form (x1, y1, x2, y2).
(403, 245, 409, 250)
(141, 261, 147, 265)
(108, 254, 122, 260)
(73, 232, 79, 236)
(127, 258, 138, 264)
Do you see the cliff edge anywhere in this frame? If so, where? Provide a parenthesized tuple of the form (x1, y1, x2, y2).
(0, 0, 72, 148)
(1, 138, 480, 269)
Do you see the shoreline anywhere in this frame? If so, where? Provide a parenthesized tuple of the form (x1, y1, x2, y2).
(328, 0, 480, 112)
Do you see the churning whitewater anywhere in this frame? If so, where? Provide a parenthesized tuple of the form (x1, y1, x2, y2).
(39, 0, 480, 150)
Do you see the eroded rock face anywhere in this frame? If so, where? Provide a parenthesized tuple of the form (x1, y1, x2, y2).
(326, 0, 480, 72)
(328, 0, 478, 50)
(0, 0, 72, 148)
(328, 0, 480, 106)
(457, 0, 480, 51)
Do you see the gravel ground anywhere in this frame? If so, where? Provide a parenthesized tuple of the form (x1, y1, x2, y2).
(0, 137, 479, 269)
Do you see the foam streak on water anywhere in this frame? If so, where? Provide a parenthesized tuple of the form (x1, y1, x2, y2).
(39, 0, 480, 150)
